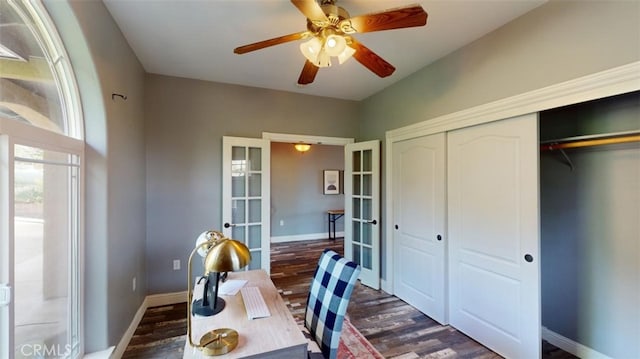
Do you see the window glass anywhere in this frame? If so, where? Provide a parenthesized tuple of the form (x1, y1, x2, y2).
(14, 144, 79, 358)
(0, 1, 68, 135)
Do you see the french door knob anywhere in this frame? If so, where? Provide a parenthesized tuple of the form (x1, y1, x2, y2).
(223, 222, 235, 228)
(368, 219, 377, 225)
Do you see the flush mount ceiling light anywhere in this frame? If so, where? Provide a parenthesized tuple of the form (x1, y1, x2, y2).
(234, 0, 428, 85)
(294, 143, 311, 152)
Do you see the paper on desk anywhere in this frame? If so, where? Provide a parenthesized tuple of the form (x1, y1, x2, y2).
(218, 279, 247, 295)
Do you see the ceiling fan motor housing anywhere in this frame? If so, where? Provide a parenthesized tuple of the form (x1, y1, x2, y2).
(306, 3, 350, 34)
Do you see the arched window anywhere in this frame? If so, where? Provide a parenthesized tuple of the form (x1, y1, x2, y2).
(0, 0, 84, 357)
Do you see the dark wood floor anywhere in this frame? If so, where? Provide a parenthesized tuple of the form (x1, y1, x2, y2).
(123, 238, 576, 358)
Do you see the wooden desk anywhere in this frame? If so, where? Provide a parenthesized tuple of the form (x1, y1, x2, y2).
(327, 209, 344, 240)
(184, 270, 307, 359)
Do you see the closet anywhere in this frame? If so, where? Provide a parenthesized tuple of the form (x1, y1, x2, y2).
(392, 113, 540, 358)
(540, 91, 639, 358)
(390, 90, 639, 358)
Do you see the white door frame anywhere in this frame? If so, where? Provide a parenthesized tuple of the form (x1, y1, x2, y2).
(262, 132, 354, 146)
(383, 61, 640, 293)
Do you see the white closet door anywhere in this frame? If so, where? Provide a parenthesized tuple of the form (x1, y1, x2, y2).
(448, 114, 540, 358)
(392, 133, 446, 324)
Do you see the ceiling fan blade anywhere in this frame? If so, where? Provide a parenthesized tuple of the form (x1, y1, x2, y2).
(234, 31, 310, 54)
(348, 38, 395, 78)
(291, 0, 329, 26)
(298, 60, 319, 85)
(342, 4, 427, 34)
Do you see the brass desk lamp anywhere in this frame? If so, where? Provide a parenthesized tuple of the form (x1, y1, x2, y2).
(187, 230, 251, 355)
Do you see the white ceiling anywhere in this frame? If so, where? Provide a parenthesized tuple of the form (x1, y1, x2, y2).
(103, 0, 546, 101)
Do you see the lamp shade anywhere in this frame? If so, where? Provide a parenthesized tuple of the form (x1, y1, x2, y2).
(337, 45, 356, 64)
(203, 238, 251, 273)
(324, 34, 347, 57)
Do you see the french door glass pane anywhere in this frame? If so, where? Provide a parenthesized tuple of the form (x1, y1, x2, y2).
(362, 150, 372, 171)
(353, 174, 361, 195)
(232, 200, 245, 224)
(352, 198, 361, 219)
(353, 151, 361, 172)
(248, 226, 261, 249)
(232, 226, 245, 241)
(248, 147, 261, 171)
(362, 174, 372, 196)
(248, 199, 261, 223)
(352, 244, 361, 266)
(362, 223, 372, 246)
(362, 247, 372, 270)
(248, 174, 261, 197)
(232, 176, 245, 197)
(232, 147, 245, 163)
(248, 254, 261, 270)
(352, 222, 361, 243)
(362, 198, 372, 219)
(13, 145, 78, 358)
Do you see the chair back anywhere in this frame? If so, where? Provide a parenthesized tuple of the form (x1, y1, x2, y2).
(304, 249, 361, 359)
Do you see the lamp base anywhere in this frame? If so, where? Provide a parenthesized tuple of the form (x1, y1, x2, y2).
(199, 328, 239, 356)
(192, 297, 226, 316)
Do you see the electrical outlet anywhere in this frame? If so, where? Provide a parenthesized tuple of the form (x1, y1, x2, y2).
(280, 220, 284, 226)
(132, 277, 136, 292)
(173, 259, 181, 270)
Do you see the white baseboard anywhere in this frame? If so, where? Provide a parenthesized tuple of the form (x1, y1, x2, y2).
(146, 291, 187, 307)
(111, 298, 148, 359)
(542, 326, 611, 359)
(84, 346, 114, 359)
(111, 292, 187, 359)
(271, 232, 344, 243)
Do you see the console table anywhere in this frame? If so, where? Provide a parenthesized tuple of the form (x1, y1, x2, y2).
(184, 270, 307, 358)
(327, 209, 344, 240)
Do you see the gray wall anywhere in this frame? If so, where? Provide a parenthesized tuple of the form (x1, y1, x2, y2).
(271, 142, 344, 238)
(145, 74, 358, 294)
(358, 0, 640, 280)
(540, 92, 639, 358)
(45, 0, 146, 351)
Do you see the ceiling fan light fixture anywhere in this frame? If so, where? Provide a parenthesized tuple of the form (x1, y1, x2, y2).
(300, 37, 331, 67)
(323, 34, 346, 57)
(294, 143, 311, 152)
(316, 49, 331, 67)
(337, 45, 355, 64)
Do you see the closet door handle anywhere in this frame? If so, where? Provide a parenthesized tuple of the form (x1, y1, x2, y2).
(524, 254, 534, 263)
(395, 224, 399, 230)
(437, 234, 442, 241)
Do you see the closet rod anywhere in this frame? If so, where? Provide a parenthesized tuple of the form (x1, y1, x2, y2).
(540, 130, 640, 151)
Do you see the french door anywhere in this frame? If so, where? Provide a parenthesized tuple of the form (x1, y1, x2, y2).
(448, 114, 540, 358)
(344, 140, 380, 289)
(392, 133, 447, 324)
(221, 136, 271, 273)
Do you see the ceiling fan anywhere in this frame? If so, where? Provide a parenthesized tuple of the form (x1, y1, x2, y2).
(233, 0, 428, 85)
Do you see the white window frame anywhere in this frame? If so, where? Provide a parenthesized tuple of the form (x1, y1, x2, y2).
(0, 0, 85, 357)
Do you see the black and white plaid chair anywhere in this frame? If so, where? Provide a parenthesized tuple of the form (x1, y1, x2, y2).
(304, 249, 361, 359)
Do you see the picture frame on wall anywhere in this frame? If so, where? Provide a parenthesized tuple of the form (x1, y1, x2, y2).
(323, 170, 340, 195)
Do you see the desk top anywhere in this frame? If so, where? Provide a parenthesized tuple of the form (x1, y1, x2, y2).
(184, 270, 307, 358)
(327, 209, 344, 215)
